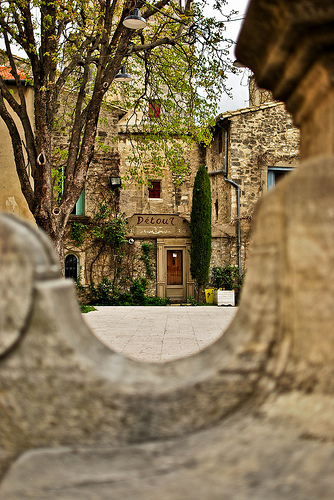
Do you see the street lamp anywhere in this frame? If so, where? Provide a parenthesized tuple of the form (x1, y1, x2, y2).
(114, 65, 133, 82)
(233, 60, 246, 68)
(123, 8, 147, 30)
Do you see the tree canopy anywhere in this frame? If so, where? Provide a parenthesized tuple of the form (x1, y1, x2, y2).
(0, 0, 237, 263)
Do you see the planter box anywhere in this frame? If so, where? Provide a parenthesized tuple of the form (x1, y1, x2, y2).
(214, 289, 235, 306)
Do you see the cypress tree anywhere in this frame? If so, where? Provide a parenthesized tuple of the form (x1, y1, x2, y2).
(190, 165, 212, 300)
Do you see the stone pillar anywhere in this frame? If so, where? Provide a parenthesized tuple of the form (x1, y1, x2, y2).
(156, 239, 165, 298)
(235, 0, 334, 391)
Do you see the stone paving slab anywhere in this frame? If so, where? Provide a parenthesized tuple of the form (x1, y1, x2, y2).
(83, 305, 237, 363)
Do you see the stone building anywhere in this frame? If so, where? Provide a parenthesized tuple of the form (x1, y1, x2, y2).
(65, 109, 200, 302)
(207, 81, 300, 279)
(0, 63, 300, 301)
(67, 84, 299, 302)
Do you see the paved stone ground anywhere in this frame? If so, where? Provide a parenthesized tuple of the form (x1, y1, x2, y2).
(83, 305, 237, 363)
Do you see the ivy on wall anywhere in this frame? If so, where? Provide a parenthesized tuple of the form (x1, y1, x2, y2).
(69, 204, 165, 305)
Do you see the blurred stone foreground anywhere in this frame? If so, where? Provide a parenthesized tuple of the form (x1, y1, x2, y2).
(1, 0, 334, 497)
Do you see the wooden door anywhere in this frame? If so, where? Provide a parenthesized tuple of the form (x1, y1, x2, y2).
(167, 250, 183, 285)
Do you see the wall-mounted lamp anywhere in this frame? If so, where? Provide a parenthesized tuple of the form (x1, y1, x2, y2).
(233, 60, 246, 68)
(123, 8, 146, 30)
(114, 65, 133, 82)
(110, 176, 122, 189)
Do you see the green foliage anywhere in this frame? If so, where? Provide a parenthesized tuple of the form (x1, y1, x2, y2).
(212, 265, 239, 291)
(70, 204, 127, 248)
(88, 278, 115, 306)
(80, 304, 96, 313)
(141, 243, 155, 280)
(190, 165, 212, 288)
(0, 0, 237, 259)
(87, 277, 169, 306)
(188, 296, 199, 306)
(70, 222, 87, 246)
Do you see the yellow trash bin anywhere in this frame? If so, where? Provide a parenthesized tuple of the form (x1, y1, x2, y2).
(205, 288, 215, 304)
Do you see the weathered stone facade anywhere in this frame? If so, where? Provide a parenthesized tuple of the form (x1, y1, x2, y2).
(0, 64, 300, 301)
(114, 129, 200, 301)
(62, 105, 127, 288)
(65, 91, 300, 300)
(207, 93, 300, 278)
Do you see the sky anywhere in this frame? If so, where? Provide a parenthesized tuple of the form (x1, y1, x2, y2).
(214, 0, 251, 112)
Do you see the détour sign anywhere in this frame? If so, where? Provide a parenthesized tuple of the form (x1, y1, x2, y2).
(136, 215, 175, 226)
(127, 214, 190, 238)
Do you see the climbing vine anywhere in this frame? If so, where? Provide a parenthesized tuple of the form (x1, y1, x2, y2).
(70, 203, 127, 248)
(141, 243, 155, 280)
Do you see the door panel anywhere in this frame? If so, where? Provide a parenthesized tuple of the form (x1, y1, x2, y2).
(167, 250, 183, 285)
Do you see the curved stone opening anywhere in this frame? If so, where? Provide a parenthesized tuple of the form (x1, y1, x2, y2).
(83, 305, 238, 363)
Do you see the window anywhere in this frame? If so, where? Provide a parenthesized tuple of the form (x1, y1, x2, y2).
(59, 164, 85, 216)
(149, 181, 161, 199)
(148, 100, 161, 119)
(267, 167, 294, 190)
(65, 254, 78, 281)
(72, 188, 85, 215)
(215, 199, 219, 221)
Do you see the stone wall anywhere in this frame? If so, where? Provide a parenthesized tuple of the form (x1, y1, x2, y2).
(118, 132, 201, 219)
(66, 101, 300, 293)
(207, 102, 300, 277)
(0, 69, 300, 297)
(63, 105, 126, 287)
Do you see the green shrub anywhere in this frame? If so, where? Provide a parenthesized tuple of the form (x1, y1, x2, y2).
(212, 265, 239, 291)
(188, 295, 199, 306)
(190, 165, 212, 299)
(87, 276, 170, 306)
(88, 277, 114, 305)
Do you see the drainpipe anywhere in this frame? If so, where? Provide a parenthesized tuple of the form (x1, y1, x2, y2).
(224, 178, 241, 284)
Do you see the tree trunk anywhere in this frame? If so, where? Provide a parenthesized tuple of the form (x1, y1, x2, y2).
(35, 213, 66, 275)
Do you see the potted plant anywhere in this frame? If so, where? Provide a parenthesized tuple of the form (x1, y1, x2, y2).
(211, 265, 239, 306)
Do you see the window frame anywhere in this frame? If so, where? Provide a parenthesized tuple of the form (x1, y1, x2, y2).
(267, 167, 294, 190)
(65, 254, 78, 282)
(148, 100, 161, 119)
(71, 188, 85, 215)
(148, 180, 161, 199)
